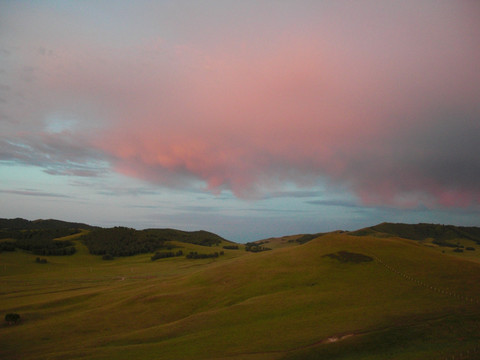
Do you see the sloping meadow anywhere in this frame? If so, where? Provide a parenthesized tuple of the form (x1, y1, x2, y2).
(1, 231, 480, 359)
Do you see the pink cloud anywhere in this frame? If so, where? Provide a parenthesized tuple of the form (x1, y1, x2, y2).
(3, 1, 480, 208)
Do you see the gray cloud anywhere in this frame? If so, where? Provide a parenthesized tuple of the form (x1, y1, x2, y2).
(0, 189, 72, 198)
(339, 108, 480, 207)
(306, 199, 360, 208)
(0, 135, 109, 178)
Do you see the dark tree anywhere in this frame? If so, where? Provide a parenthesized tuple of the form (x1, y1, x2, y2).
(244, 242, 272, 252)
(5, 313, 20, 325)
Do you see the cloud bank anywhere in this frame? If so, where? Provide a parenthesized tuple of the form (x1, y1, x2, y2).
(1, 1, 479, 209)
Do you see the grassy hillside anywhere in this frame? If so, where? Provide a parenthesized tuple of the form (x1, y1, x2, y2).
(350, 222, 480, 263)
(255, 232, 329, 250)
(2, 228, 480, 359)
(350, 222, 480, 243)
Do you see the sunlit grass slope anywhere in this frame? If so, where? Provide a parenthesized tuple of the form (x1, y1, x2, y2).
(1, 232, 480, 359)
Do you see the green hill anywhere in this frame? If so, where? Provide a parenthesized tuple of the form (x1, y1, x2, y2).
(0, 217, 98, 230)
(349, 222, 480, 243)
(80, 227, 230, 257)
(1, 221, 480, 359)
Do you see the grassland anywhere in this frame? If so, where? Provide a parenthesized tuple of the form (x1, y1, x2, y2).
(1, 228, 480, 359)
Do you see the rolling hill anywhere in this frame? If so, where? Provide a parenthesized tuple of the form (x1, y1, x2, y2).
(0, 217, 98, 231)
(349, 222, 480, 244)
(1, 219, 480, 359)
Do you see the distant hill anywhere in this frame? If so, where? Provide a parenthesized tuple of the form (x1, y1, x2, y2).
(0, 218, 232, 258)
(349, 222, 480, 245)
(0, 217, 98, 230)
(81, 227, 230, 257)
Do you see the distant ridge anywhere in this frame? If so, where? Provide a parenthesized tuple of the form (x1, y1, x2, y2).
(0, 217, 99, 230)
(349, 222, 480, 244)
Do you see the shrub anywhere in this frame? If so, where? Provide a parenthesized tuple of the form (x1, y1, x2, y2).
(5, 313, 20, 325)
(185, 251, 223, 259)
(0, 241, 15, 252)
(244, 242, 271, 252)
(151, 250, 183, 261)
(323, 251, 373, 263)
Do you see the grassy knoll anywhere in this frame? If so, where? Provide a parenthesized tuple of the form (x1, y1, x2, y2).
(1, 232, 480, 359)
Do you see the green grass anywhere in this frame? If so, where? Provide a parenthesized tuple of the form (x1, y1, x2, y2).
(1, 232, 480, 359)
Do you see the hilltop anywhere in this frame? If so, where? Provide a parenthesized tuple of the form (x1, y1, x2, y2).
(0, 217, 98, 231)
(349, 222, 480, 243)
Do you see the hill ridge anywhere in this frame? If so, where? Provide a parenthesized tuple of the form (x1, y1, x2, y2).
(349, 222, 480, 244)
(0, 217, 98, 230)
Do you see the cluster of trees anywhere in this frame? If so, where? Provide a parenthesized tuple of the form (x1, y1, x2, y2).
(186, 251, 224, 259)
(353, 223, 480, 245)
(244, 242, 271, 253)
(0, 228, 78, 256)
(81, 227, 171, 256)
(81, 227, 227, 257)
(0, 217, 95, 231)
(223, 245, 239, 250)
(35, 257, 48, 264)
(295, 233, 325, 244)
(0, 241, 15, 252)
(432, 239, 463, 248)
(151, 250, 184, 261)
(5, 313, 20, 325)
(147, 229, 224, 247)
(323, 251, 373, 263)
(0, 228, 79, 241)
(15, 238, 76, 255)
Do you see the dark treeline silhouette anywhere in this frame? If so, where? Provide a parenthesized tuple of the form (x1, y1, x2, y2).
(0, 241, 16, 252)
(151, 250, 184, 261)
(223, 245, 239, 250)
(350, 222, 480, 245)
(244, 242, 271, 253)
(0, 228, 79, 241)
(293, 233, 326, 244)
(82, 227, 227, 257)
(144, 228, 223, 247)
(0, 230, 77, 255)
(0, 217, 96, 231)
(81, 227, 170, 256)
(323, 251, 373, 263)
(0, 226, 80, 255)
(5, 313, 20, 325)
(432, 239, 463, 248)
(15, 236, 76, 255)
(186, 251, 224, 259)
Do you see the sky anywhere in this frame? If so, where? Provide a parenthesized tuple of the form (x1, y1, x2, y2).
(1, 1, 479, 241)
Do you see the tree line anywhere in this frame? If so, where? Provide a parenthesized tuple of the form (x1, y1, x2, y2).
(0, 237, 76, 256)
(151, 250, 184, 261)
(81, 227, 175, 257)
(186, 251, 224, 259)
(244, 242, 272, 252)
(81, 227, 228, 257)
